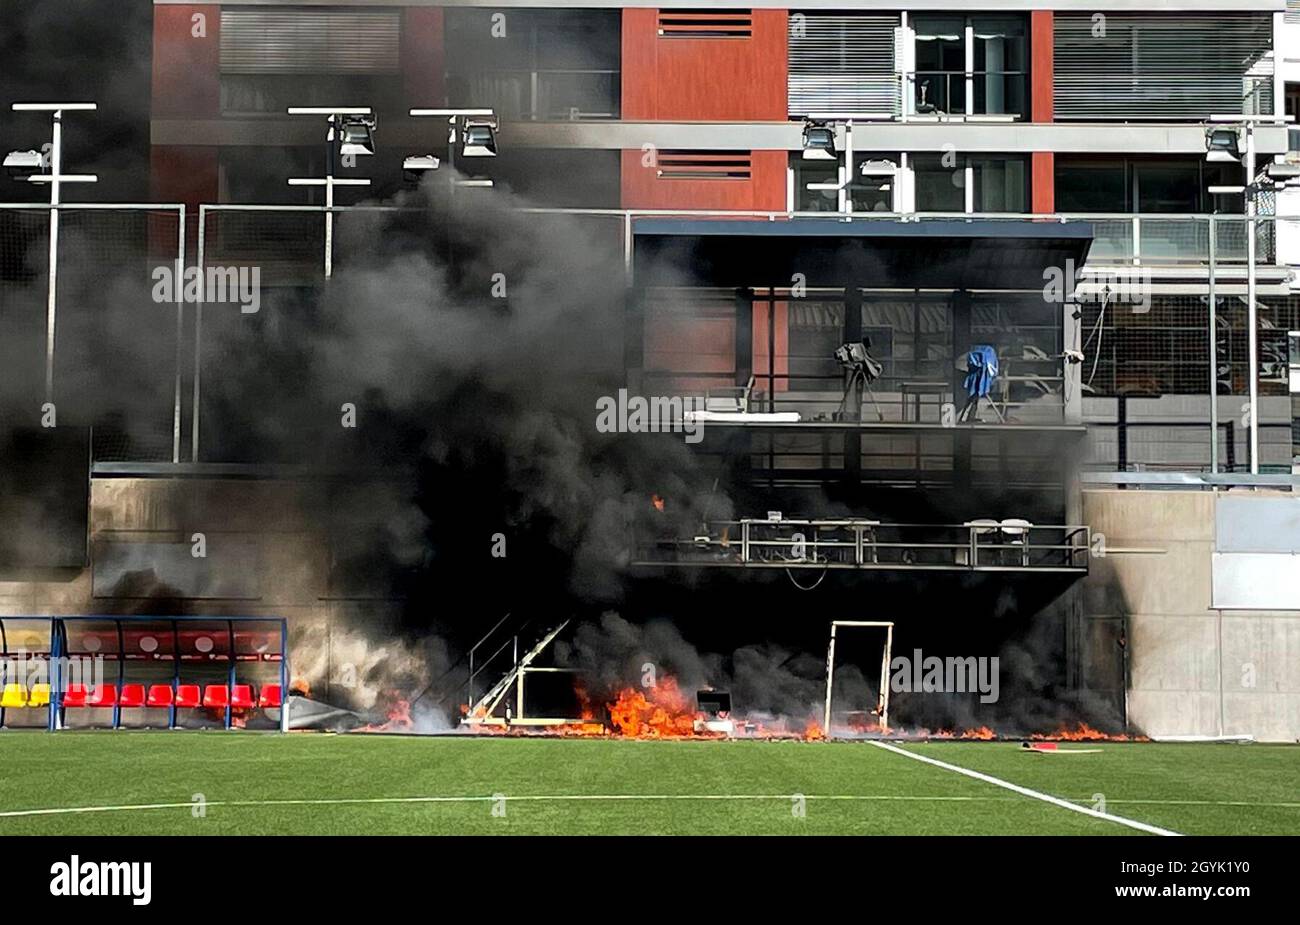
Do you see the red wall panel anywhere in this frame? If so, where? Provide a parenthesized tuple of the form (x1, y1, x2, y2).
(620, 8, 788, 209)
(620, 150, 787, 210)
(151, 4, 220, 120)
(402, 7, 445, 106)
(1030, 10, 1054, 124)
(621, 9, 788, 120)
(1031, 152, 1055, 213)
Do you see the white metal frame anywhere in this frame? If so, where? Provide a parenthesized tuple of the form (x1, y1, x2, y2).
(286, 107, 373, 279)
(0, 200, 187, 462)
(9, 103, 98, 405)
(823, 619, 895, 737)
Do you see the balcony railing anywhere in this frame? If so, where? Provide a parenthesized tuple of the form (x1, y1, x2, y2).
(637, 518, 1091, 573)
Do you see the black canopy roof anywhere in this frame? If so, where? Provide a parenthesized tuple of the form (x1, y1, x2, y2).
(632, 218, 1094, 291)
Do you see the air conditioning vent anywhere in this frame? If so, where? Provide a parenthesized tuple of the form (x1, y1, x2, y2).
(658, 10, 753, 39)
(656, 151, 752, 180)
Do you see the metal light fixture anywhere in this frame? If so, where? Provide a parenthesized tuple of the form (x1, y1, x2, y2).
(802, 121, 837, 160)
(3, 149, 47, 177)
(1205, 127, 1242, 163)
(402, 154, 441, 183)
(338, 114, 377, 157)
(461, 120, 497, 158)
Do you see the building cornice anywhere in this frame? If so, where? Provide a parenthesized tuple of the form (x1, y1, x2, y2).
(154, 1, 1286, 12)
(152, 119, 1292, 157)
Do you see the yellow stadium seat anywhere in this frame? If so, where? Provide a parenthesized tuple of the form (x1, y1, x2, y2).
(0, 684, 27, 708)
(27, 684, 50, 708)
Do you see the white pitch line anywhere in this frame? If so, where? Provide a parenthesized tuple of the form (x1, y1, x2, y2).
(0, 793, 1030, 819)
(867, 740, 1181, 836)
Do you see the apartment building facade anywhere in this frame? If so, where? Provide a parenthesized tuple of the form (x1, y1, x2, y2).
(148, 1, 1297, 479)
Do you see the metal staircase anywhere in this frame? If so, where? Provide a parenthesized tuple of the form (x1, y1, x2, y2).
(462, 619, 570, 726)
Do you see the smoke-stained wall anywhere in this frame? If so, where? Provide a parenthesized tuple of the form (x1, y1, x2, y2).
(1081, 488, 1300, 742)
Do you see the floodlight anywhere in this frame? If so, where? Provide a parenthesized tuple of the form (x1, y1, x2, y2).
(338, 115, 376, 157)
(1205, 127, 1241, 163)
(461, 121, 497, 158)
(802, 122, 836, 161)
(1266, 163, 1300, 182)
(4, 149, 46, 178)
(403, 154, 441, 182)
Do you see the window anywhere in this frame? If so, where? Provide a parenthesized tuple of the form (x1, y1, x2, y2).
(914, 154, 1027, 213)
(445, 10, 620, 120)
(1054, 13, 1274, 120)
(1055, 157, 1245, 214)
(218, 10, 403, 117)
(788, 13, 900, 118)
(791, 157, 840, 212)
(913, 154, 965, 212)
(913, 15, 1027, 118)
(790, 153, 898, 212)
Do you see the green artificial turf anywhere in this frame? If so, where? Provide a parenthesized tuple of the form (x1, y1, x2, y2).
(0, 732, 1294, 835)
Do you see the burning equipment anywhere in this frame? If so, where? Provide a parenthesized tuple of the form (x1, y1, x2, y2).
(694, 689, 735, 735)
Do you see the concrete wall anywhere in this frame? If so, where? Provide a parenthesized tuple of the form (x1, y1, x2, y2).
(0, 477, 408, 708)
(1081, 488, 1300, 741)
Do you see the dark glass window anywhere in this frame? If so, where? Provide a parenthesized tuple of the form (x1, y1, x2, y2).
(444, 9, 620, 120)
(913, 154, 965, 212)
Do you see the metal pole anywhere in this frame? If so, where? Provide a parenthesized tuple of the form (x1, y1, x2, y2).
(1246, 123, 1260, 473)
(325, 116, 335, 279)
(192, 206, 205, 462)
(44, 109, 62, 406)
(879, 623, 894, 731)
(172, 204, 185, 464)
(822, 623, 837, 735)
(1209, 213, 1219, 473)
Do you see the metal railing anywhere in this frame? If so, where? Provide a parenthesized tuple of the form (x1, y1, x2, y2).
(639, 518, 1090, 572)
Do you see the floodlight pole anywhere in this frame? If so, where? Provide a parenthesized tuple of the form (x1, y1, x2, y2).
(287, 108, 372, 278)
(1209, 115, 1282, 473)
(410, 109, 495, 270)
(1245, 121, 1259, 474)
(12, 103, 98, 405)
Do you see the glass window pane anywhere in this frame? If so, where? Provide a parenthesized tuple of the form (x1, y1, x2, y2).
(850, 154, 897, 212)
(1135, 162, 1200, 213)
(914, 154, 965, 211)
(972, 157, 1027, 212)
(791, 157, 840, 211)
(1055, 161, 1127, 212)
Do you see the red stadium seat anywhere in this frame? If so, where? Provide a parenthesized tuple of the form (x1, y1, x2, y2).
(258, 684, 283, 708)
(119, 684, 145, 708)
(175, 684, 201, 708)
(230, 684, 254, 709)
(62, 684, 88, 707)
(88, 684, 117, 707)
(146, 685, 174, 707)
(202, 685, 229, 709)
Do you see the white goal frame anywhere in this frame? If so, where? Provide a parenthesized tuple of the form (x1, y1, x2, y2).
(823, 620, 895, 737)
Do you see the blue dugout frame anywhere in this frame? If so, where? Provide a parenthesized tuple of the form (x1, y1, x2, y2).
(0, 616, 288, 732)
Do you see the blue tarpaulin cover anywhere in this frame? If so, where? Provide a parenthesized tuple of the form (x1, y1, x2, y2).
(964, 346, 999, 399)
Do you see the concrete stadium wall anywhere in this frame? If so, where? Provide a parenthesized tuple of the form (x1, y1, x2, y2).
(0, 477, 407, 709)
(1081, 489, 1300, 742)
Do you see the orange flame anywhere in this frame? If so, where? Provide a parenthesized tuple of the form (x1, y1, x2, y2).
(651, 494, 665, 512)
(1030, 722, 1146, 742)
(606, 677, 698, 738)
(356, 696, 414, 733)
